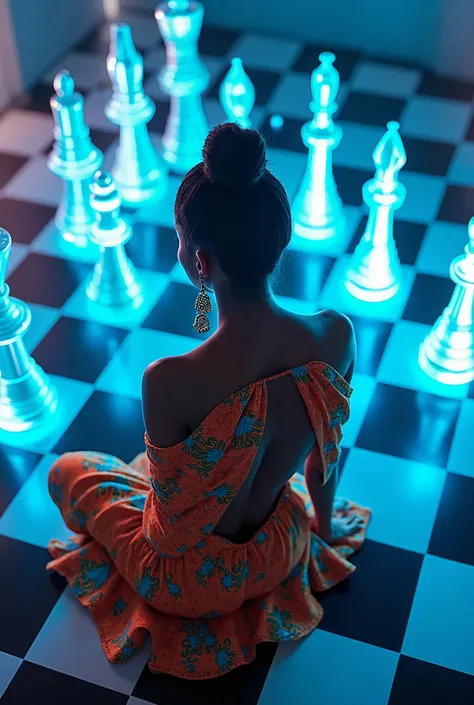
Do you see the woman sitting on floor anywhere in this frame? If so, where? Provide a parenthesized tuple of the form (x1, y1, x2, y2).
(47, 122, 371, 680)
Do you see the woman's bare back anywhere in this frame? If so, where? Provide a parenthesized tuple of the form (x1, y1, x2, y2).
(143, 307, 355, 543)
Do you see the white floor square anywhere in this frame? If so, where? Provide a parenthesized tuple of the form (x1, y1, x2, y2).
(96, 327, 198, 399)
(400, 96, 472, 144)
(7, 242, 29, 276)
(267, 73, 312, 121)
(351, 61, 422, 98)
(258, 630, 398, 705)
(415, 220, 468, 277)
(377, 319, 470, 400)
(31, 219, 101, 263)
(343, 373, 377, 447)
(24, 303, 61, 354)
(0, 109, 53, 157)
(0, 454, 70, 549)
(339, 448, 446, 553)
(63, 269, 169, 330)
(26, 588, 151, 694)
(84, 88, 120, 133)
(402, 555, 474, 676)
(397, 171, 446, 224)
(228, 34, 302, 72)
(334, 121, 385, 171)
(0, 375, 93, 454)
(2, 156, 63, 207)
(266, 147, 307, 202)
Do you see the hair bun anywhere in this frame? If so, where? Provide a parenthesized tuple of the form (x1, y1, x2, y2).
(203, 123, 266, 188)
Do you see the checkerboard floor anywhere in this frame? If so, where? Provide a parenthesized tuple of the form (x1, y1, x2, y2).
(1, 5, 474, 705)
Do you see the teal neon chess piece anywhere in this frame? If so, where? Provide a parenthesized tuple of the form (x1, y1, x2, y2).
(220, 58, 255, 128)
(106, 23, 168, 208)
(345, 121, 406, 302)
(155, 0, 210, 173)
(292, 52, 344, 240)
(86, 171, 143, 308)
(419, 217, 474, 385)
(48, 70, 103, 247)
(0, 229, 57, 432)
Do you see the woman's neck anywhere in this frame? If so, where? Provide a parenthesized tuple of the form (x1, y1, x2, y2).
(214, 280, 275, 327)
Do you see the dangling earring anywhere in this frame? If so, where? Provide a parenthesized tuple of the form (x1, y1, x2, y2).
(193, 274, 212, 334)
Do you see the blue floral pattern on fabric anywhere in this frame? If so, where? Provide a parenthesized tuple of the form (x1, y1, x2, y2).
(135, 567, 160, 602)
(73, 557, 111, 597)
(150, 475, 180, 505)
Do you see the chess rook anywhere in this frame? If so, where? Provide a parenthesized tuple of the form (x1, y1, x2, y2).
(48, 71, 103, 246)
(419, 217, 474, 385)
(106, 23, 168, 208)
(86, 171, 142, 308)
(345, 121, 406, 302)
(0, 229, 57, 432)
(292, 52, 344, 240)
(155, 0, 210, 173)
(220, 57, 255, 128)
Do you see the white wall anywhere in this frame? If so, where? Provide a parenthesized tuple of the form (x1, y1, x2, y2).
(124, 0, 474, 80)
(7, 0, 104, 90)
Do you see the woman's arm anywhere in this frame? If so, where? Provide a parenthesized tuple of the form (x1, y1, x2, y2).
(304, 446, 338, 543)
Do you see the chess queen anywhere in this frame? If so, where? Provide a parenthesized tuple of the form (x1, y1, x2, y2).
(47, 123, 370, 680)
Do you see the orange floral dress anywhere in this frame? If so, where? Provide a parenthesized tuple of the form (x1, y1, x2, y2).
(47, 361, 371, 680)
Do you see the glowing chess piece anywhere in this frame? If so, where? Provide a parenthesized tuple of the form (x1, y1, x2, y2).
(292, 52, 344, 240)
(219, 57, 255, 128)
(155, 0, 210, 173)
(0, 229, 57, 431)
(418, 217, 474, 385)
(86, 171, 143, 308)
(106, 23, 168, 208)
(345, 121, 406, 302)
(48, 71, 103, 247)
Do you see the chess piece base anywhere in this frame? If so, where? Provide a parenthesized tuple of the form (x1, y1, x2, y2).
(293, 211, 346, 241)
(344, 277, 400, 302)
(419, 341, 474, 385)
(86, 257, 143, 309)
(0, 363, 58, 432)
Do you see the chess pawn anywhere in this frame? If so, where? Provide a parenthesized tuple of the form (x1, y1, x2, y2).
(48, 71, 104, 247)
(418, 218, 474, 385)
(86, 171, 143, 308)
(220, 58, 255, 128)
(0, 229, 57, 432)
(292, 52, 344, 240)
(345, 121, 406, 302)
(155, 0, 210, 173)
(106, 23, 168, 208)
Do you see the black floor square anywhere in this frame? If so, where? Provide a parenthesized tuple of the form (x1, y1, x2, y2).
(199, 25, 241, 57)
(272, 250, 335, 301)
(356, 383, 460, 467)
(133, 643, 277, 705)
(0, 446, 43, 516)
(428, 473, 474, 567)
(7, 253, 91, 308)
(350, 315, 393, 377)
(333, 166, 372, 207)
(0, 153, 27, 190)
(418, 72, 474, 102)
(33, 316, 129, 384)
(148, 100, 169, 135)
(75, 22, 112, 55)
(389, 656, 474, 705)
(402, 273, 455, 326)
(403, 136, 456, 177)
(208, 65, 281, 106)
(292, 44, 361, 82)
(318, 539, 423, 651)
(348, 216, 426, 266)
(0, 535, 65, 658)
(0, 198, 55, 244)
(1, 661, 128, 705)
(466, 114, 474, 142)
(437, 185, 474, 225)
(259, 115, 306, 153)
(126, 222, 178, 274)
(54, 390, 145, 462)
(143, 281, 218, 340)
(338, 92, 406, 127)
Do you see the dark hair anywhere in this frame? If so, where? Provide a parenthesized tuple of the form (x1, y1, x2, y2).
(174, 122, 291, 293)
